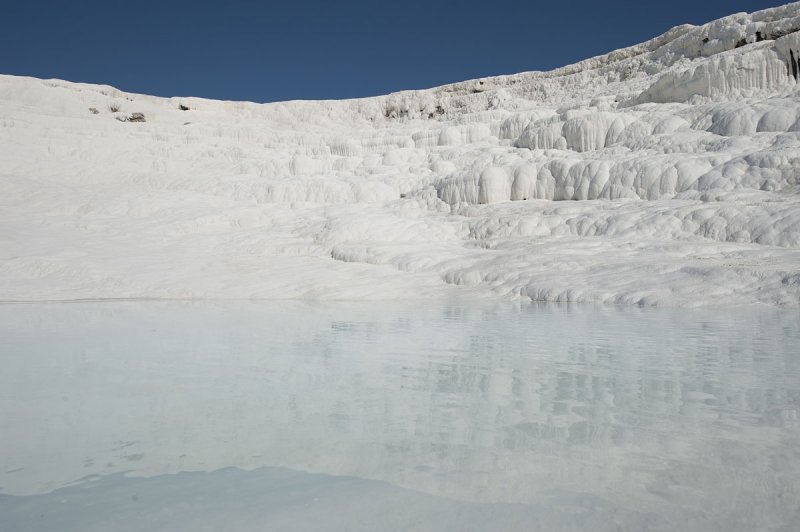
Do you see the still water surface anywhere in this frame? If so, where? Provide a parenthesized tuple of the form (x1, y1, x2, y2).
(1, 301, 799, 531)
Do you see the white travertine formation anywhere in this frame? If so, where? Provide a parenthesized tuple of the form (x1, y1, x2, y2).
(1, 3, 799, 306)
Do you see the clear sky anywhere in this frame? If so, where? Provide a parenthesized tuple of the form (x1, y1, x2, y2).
(0, 0, 788, 102)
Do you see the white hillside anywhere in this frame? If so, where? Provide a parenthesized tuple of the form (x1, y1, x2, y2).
(1, 3, 800, 306)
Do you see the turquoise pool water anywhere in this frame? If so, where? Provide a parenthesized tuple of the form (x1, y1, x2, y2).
(1, 301, 798, 530)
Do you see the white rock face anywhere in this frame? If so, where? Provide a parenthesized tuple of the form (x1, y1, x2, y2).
(1, 3, 800, 306)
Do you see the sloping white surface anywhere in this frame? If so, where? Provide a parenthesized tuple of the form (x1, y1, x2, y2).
(1, 3, 800, 305)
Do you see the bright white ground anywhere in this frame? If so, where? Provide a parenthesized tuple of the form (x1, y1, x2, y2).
(2, 3, 800, 306)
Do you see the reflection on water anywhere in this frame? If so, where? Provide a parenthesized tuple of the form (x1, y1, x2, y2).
(0, 301, 799, 530)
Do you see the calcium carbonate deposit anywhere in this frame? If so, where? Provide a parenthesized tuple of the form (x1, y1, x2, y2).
(2, 3, 800, 306)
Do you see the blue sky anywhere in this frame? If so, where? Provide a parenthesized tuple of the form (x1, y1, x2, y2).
(0, 0, 787, 102)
